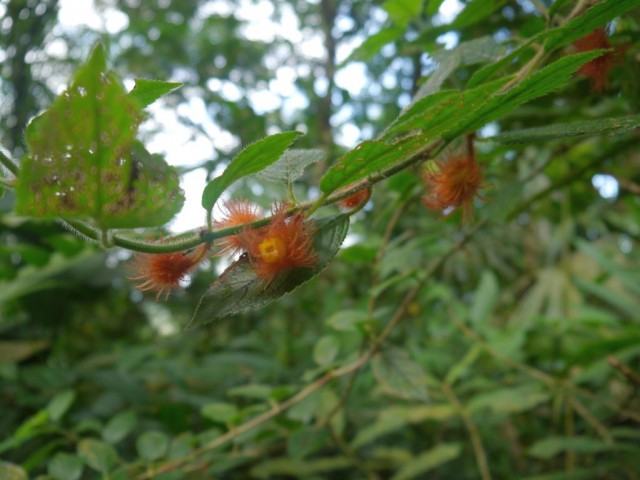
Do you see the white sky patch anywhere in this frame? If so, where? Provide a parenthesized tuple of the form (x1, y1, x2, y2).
(592, 174, 619, 200)
(436, 0, 465, 24)
(335, 62, 368, 96)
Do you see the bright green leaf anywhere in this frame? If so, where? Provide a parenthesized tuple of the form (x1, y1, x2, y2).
(136, 431, 170, 462)
(485, 115, 640, 144)
(343, 26, 405, 64)
(201, 402, 239, 423)
(452, 0, 508, 29)
(188, 214, 350, 326)
(313, 335, 340, 366)
(427, 0, 446, 16)
(391, 443, 462, 480)
(77, 438, 119, 474)
(201, 131, 302, 212)
(48, 453, 84, 480)
(383, 0, 422, 27)
(47, 389, 75, 422)
(325, 309, 370, 331)
(128, 78, 182, 108)
(102, 410, 137, 444)
(372, 347, 428, 401)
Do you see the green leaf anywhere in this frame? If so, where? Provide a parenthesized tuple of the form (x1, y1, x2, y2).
(427, 0, 446, 16)
(467, 36, 538, 88)
(391, 443, 462, 480)
(372, 347, 428, 401)
(416, 36, 507, 98)
(467, 385, 550, 415)
(287, 426, 331, 460)
(383, 0, 423, 27)
(201, 402, 239, 423)
(258, 149, 325, 184)
(201, 131, 302, 212)
(452, 0, 508, 29)
(48, 453, 84, 480)
(47, 389, 76, 422)
(77, 438, 119, 474)
(188, 214, 350, 326)
(102, 410, 137, 444)
(313, 335, 340, 366)
(342, 26, 405, 64)
(470, 270, 499, 324)
(128, 78, 182, 108)
(485, 115, 640, 144)
(0, 462, 27, 480)
(527, 436, 618, 459)
(325, 309, 370, 332)
(136, 431, 170, 462)
(447, 50, 607, 139)
(0, 340, 49, 364)
(545, 0, 640, 51)
(15, 43, 151, 228)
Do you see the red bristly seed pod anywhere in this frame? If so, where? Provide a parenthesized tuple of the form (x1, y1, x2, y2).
(214, 199, 264, 255)
(573, 28, 621, 93)
(128, 243, 209, 300)
(422, 154, 484, 222)
(339, 186, 371, 210)
(237, 203, 317, 281)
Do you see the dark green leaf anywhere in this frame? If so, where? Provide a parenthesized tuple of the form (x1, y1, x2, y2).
(48, 453, 84, 480)
(325, 309, 371, 331)
(545, 0, 640, 51)
(102, 411, 137, 444)
(391, 443, 462, 480)
(0, 340, 50, 364)
(485, 115, 640, 144)
(258, 149, 325, 183)
(188, 214, 350, 326)
(77, 438, 119, 473)
(47, 389, 75, 422)
(467, 385, 550, 414)
(372, 347, 429, 401)
(128, 78, 182, 108)
(287, 426, 331, 460)
(136, 431, 170, 462)
(201, 131, 302, 212)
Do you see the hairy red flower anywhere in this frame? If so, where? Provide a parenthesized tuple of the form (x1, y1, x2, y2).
(339, 186, 371, 210)
(422, 154, 484, 221)
(128, 244, 208, 300)
(214, 200, 264, 255)
(574, 28, 619, 92)
(237, 204, 317, 281)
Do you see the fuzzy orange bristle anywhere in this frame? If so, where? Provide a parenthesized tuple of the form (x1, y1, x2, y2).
(422, 155, 484, 221)
(238, 204, 317, 281)
(214, 200, 264, 255)
(128, 244, 209, 300)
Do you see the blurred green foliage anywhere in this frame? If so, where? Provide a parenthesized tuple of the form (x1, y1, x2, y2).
(2, 0, 640, 479)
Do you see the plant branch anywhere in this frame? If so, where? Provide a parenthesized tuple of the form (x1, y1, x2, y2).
(0, 146, 19, 176)
(442, 382, 492, 480)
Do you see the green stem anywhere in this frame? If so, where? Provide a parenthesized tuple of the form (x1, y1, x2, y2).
(0, 147, 19, 176)
(0, 177, 15, 188)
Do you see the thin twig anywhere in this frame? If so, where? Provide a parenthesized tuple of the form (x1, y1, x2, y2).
(442, 383, 492, 480)
(0, 147, 19, 176)
(608, 356, 640, 387)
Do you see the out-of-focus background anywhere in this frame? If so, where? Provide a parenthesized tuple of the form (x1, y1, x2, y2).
(1, 0, 640, 479)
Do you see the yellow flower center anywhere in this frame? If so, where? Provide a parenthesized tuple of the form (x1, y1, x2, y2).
(258, 237, 287, 264)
